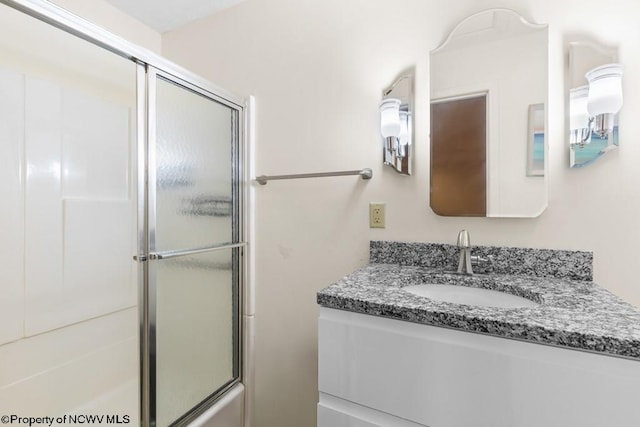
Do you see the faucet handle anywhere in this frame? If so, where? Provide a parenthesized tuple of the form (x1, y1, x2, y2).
(471, 255, 495, 266)
(456, 229, 471, 248)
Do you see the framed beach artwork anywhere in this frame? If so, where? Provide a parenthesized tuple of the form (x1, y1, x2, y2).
(527, 103, 545, 176)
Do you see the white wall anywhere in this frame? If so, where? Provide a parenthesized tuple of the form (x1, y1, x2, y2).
(162, 1, 640, 426)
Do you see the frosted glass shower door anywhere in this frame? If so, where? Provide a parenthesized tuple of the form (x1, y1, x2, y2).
(147, 70, 241, 426)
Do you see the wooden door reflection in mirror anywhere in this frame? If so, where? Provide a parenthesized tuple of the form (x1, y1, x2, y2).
(430, 95, 486, 216)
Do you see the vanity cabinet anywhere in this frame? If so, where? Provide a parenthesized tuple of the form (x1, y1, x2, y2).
(318, 307, 640, 427)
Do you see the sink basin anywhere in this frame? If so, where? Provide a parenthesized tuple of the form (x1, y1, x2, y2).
(402, 284, 539, 308)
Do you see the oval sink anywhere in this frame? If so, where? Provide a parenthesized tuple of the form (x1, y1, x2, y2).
(402, 284, 539, 308)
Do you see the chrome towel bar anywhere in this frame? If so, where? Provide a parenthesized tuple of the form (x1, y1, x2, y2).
(255, 168, 372, 185)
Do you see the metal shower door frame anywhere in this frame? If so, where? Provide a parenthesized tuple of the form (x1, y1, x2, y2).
(141, 66, 246, 426)
(0, 1, 248, 426)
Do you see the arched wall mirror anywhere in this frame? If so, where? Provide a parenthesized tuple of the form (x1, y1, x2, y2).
(429, 9, 548, 217)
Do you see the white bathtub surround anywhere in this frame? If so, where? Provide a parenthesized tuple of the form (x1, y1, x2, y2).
(0, 63, 138, 416)
(0, 308, 138, 416)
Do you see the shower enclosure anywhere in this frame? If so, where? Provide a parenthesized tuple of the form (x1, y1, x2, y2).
(0, 1, 247, 426)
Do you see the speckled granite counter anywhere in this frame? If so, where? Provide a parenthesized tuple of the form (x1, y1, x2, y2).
(317, 241, 640, 360)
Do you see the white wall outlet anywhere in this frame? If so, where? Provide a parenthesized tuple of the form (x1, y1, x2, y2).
(369, 203, 386, 228)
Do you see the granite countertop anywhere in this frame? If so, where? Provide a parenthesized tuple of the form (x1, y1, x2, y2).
(316, 241, 640, 360)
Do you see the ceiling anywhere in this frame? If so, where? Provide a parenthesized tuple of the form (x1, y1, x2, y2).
(105, 0, 246, 33)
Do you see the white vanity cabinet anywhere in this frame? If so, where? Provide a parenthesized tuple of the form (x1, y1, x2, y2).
(318, 307, 640, 427)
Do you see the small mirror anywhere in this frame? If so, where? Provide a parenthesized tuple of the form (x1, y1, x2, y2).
(430, 9, 548, 217)
(381, 73, 413, 175)
(568, 40, 621, 168)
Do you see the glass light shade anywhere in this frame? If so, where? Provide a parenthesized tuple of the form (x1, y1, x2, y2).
(585, 63, 623, 116)
(398, 111, 409, 146)
(380, 98, 401, 138)
(569, 86, 589, 131)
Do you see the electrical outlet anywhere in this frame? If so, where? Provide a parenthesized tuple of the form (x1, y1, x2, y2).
(369, 203, 386, 228)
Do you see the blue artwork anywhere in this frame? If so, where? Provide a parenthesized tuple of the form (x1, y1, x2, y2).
(531, 132, 545, 171)
(527, 103, 545, 176)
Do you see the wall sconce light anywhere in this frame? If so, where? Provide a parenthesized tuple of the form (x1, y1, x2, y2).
(568, 41, 622, 167)
(569, 63, 623, 149)
(585, 63, 623, 138)
(569, 85, 591, 146)
(380, 98, 402, 138)
(397, 111, 410, 158)
(380, 73, 413, 175)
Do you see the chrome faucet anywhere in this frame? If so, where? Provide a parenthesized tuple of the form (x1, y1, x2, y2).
(456, 229, 473, 275)
(456, 229, 495, 275)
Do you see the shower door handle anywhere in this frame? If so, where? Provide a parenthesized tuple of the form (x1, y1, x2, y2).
(148, 242, 246, 261)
